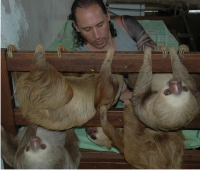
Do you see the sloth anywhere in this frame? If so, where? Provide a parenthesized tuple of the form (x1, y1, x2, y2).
(99, 99, 185, 169)
(86, 126, 114, 149)
(1, 125, 81, 169)
(129, 45, 200, 131)
(86, 44, 200, 146)
(13, 44, 124, 130)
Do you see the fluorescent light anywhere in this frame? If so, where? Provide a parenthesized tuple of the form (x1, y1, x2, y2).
(189, 10, 200, 13)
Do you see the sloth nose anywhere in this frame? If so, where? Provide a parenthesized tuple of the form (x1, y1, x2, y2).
(29, 136, 41, 151)
(169, 77, 183, 95)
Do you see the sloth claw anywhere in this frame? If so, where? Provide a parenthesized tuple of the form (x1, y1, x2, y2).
(178, 44, 189, 58)
(7, 44, 17, 58)
(154, 44, 169, 58)
(57, 45, 68, 58)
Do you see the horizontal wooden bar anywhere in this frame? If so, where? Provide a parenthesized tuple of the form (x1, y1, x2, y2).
(79, 149, 200, 169)
(106, 0, 198, 10)
(6, 51, 200, 73)
(14, 108, 200, 129)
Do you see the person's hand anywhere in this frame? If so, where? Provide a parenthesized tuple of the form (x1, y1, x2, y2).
(119, 81, 132, 102)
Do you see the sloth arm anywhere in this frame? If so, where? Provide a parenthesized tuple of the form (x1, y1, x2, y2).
(100, 105, 124, 154)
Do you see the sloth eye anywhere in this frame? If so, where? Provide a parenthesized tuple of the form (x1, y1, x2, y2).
(40, 144, 46, 150)
(91, 135, 97, 140)
(164, 89, 170, 95)
(26, 146, 30, 152)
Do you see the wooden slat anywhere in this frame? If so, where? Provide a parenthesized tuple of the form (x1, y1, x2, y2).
(78, 149, 200, 169)
(1, 50, 17, 135)
(106, 0, 198, 10)
(1, 49, 17, 169)
(14, 108, 200, 129)
(6, 51, 200, 73)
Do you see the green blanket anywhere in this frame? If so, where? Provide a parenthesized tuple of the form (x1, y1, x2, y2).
(48, 20, 75, 51)
(75, 127, 200, 152)
(48, 20, 199, 152)
(75, 101, 200, 152)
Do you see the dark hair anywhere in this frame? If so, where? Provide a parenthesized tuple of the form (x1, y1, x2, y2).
(71, 0, 117, 47)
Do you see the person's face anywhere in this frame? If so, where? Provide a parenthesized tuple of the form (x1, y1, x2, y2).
(73, 3, 111, 50)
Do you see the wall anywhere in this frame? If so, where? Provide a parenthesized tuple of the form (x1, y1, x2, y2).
(1, 0, 74, 168)
(1, 0, 74, 50)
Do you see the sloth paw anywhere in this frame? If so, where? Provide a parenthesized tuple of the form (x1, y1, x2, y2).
(57, 44, 68, 58)
(178, 44, 189, 58)
(7, 44, 17, 58)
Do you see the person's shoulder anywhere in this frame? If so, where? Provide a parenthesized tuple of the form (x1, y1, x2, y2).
(112, 15, 136, 21)
(112, 16, 121, 24)
(112, 15, 127, 33)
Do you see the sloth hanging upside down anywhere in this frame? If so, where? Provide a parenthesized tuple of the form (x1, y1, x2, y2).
(12, 44, 124, 130)
(86, 45, 200, 148)
(86, 45, 199, 168)
(128, 45, 200, 131)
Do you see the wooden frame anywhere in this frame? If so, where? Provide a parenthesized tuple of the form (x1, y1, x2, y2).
(1, 48, 200, 169)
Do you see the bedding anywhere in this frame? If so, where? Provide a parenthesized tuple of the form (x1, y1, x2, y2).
(75, 101, 200, 152)
(46, 20, 199, 152)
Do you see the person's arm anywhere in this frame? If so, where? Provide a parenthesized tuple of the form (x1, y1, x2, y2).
(113, 15, 156, 51)
(113, 16, 156, 102)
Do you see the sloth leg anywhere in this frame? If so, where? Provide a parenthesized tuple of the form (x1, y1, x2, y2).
(95, 47, 120, 110)
(170, 46, 196, 90)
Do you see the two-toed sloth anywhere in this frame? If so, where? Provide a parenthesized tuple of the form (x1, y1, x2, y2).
(14, 44, 124, 130)
(1, 125, 81, 169)
(128, 45, 200, 131)
(86, 46, 192, 168)
(86, 45, 200, 148)
(99, 99, 185, 169)
(86, 45, 200, 147)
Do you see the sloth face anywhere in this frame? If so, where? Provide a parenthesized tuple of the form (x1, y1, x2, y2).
(86, 127, 112, 149)
(163, 77, 188, 96)
(16, 136, 67, 169)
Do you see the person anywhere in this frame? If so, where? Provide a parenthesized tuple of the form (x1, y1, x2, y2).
(71, 0, 156, 101)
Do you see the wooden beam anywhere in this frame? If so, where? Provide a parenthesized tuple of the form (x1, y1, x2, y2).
(1, 50, 17, 135)
(14, 108, 200, 129)
(79, 149, 200, 169)
(6, 51, 200, 73)
(106, 0, 198, 10)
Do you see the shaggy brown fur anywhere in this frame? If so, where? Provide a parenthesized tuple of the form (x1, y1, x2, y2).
(85, 44, 199, 146)
(1, 125, 81, 169)
(129, 46, 200, 131)
(15, 44, 124, 130)
(99, 99, 185, 169)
